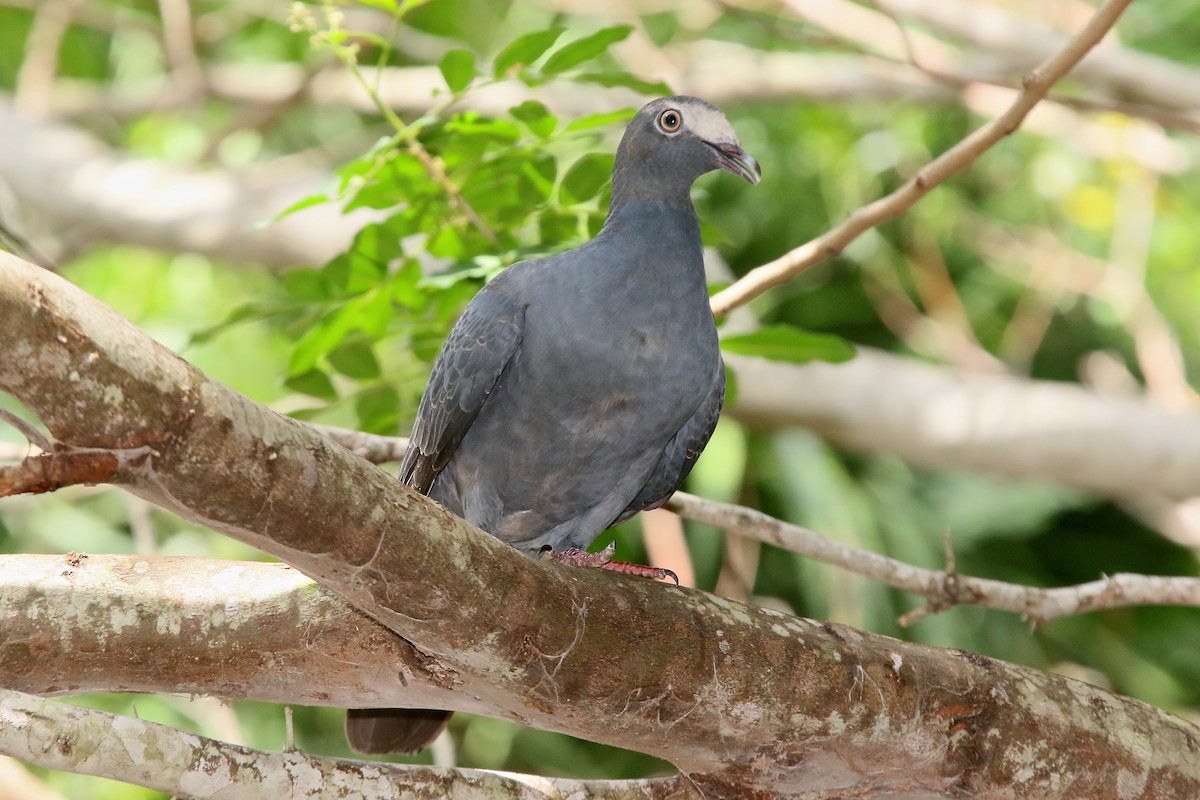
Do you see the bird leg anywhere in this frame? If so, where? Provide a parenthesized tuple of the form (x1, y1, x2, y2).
(541, 541, 679, 585)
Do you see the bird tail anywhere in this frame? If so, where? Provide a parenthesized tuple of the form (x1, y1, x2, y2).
(345, 708, 452, 755)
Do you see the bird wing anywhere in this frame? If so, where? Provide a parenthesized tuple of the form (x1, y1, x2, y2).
(613, 359, 726, 525)
(399, 285, 525, 493)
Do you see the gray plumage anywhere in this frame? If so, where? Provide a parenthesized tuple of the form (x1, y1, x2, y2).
(347, 96, 760, 755)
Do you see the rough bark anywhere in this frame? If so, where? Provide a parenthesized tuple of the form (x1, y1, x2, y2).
(2, 247, 1199, 797)
(0, 554, 450, 710)
(0, 689, 684, 800)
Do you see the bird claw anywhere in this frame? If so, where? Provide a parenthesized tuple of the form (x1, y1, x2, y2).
(541, 542, 679, 585)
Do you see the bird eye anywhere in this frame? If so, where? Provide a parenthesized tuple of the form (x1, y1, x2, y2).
(658, 109, 682, 133)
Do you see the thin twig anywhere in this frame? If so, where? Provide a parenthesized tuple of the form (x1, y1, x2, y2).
(13, 0, 81, 117)
(0, 408, 52, 452)
(312, 423, 409, 463)
(709, 0, 1135, 316)
(155, 0, 205, 103)
(665, 491, 1200, 625)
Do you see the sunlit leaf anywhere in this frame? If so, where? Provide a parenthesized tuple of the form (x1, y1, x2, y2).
(269, 192, 330, 222)
(508, 100, 556, 138)
(439, 48, 476, 93)
(563, 108, 636, 133)
(493, 27, 565, 76)
(280, 269, 331, 302)
(391, 259, 426, 309)
(541, 25, 633, 75)
(720, 325, 856, 364)
(288, 291, 386, 375)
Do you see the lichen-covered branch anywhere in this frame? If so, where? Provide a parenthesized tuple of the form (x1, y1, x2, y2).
(0, 553, 457, 711)
(0, 689, 683, 800)
(3, 251, 1199, 797)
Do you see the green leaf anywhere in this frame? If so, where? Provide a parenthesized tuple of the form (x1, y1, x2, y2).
(641, 11, 680, 47)
(723, 362, 739, 408)
(561, 153, 614, 204)
(538, 210, 581, 246)
(439, 48, 476, 93)
(563, 107, 636, 133)
(444, 113, 521, 144)
(572, 71, 671, 96)
(280, 269, 331, 302)
(285, 368, 338, 400)
(721, 325, 856, 365)
(541, 25, 633, 75)
(324, 223, 404, 293)
(328, 338, 381, 380)
(390, 259, 427, 309)
(269, 192, 329, 222)
(518, 153, 557, 204)
(355, 384, 402, 433)
(493, 27, 565, 76)
(508, 100, 556, 138)
(287, 290, 386, 375)
(286, 407, 326, 421)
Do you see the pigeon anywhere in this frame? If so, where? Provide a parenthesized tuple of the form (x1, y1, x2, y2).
(346, 96, 761, 755)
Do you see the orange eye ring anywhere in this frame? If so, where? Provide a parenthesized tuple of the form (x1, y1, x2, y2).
(658, 109, 682, 133)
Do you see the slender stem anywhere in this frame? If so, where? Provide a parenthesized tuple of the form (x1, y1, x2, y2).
(710, 0, 1136, 316)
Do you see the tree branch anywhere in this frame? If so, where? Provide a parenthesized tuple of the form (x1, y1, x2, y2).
(0, 96, 372, 268)
(309, 427, 1200, 621)
(0, 553, 456, 710)
(665, 492, 1200, 623)
(726, 350, 1200, 502)
(3, 244, 1200, 796)
(0, 689, 683, 800)
(873, 0, 1200, 113)
(709, 0, 1134, 316)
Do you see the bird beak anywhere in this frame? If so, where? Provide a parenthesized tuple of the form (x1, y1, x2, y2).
(711, 142, 762, 185)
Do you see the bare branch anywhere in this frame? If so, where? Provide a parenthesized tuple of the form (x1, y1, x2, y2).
(874, 0, 1200, 113)
(727, 349, 1200, 502)
(310, 423, 410, 464)
(0, 689, 683, 800)
(709, 0, 1134, 316)
(0, 96, 373, 268)
(0, 449, 121, 496)
(666, 492, 1200, 624)
(13, 0, 80, 117)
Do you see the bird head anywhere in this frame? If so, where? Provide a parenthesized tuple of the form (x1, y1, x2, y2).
(614, 96, 762, 199)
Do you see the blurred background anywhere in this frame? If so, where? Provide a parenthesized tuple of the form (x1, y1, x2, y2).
(1, 0, 1199, 796)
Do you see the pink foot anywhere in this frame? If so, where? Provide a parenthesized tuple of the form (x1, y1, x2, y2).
(542, 542, 679, 585)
